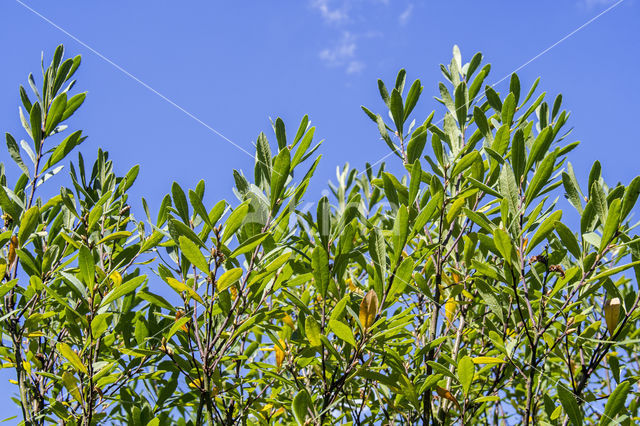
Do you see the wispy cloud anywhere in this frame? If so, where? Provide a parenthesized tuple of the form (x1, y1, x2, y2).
(581, 0, 617, 8)
(398, 3, 414, 25)
(318, 31, 365, 74)
(311, 0, 348, 23)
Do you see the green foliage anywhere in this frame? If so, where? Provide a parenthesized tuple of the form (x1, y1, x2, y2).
(2, 44, 640, 426)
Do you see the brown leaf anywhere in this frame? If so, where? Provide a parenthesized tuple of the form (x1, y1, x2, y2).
(8, 235, 18, 266)
(359, 290, 379, 330)
(604, 297, 621, 336)
(436, 385, 460, 410)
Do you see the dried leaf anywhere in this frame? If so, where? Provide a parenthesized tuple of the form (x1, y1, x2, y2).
(604, 298, 621, 336)
(436, 385, 460, 410)
(359, 290, 379, 330)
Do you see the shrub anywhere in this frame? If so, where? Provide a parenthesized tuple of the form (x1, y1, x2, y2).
(2, 44, 639, 426)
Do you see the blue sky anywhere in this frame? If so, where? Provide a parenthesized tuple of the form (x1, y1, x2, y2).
(1, 0, 639, 418)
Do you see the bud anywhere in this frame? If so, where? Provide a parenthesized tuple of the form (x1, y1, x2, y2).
(604, 297, 621, 336)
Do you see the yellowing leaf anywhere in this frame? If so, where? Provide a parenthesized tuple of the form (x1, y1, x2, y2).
(283, 315, 295, 330)
(61, 371, 82, 402)
(359, 290, 379, 330)
(217, 268, 243, 292)
(188, 378, 202, 389)
(604, 297, 621, 336)
(445, 297, 457, 323)
(109, 270, 122, 286)
(57, 342, 87, 375)
(165, 277, 204, 305)
(275, 339, 286, 369)
(305, 316, 322, 347)
(472, 357, 506, 364)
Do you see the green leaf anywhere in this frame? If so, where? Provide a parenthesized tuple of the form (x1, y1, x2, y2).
(376, 114, 401, 158)
(588, 260, 640, 282)
(466, 176, 502, 199)
(274, 117, 287, 150)
(591, 181, 608, 225)
(166, 317, 190, 340)
(217, 268, 243, 292)
(100, 275, 146, 307)
(457, 356, 474, 397)
(78, 244, 94, 288)
(270, 147, 291, 209)
(329, 319, 357, 347)
(256, 132, 272, 185)
(493, 228, 513, 265)
(526, 126, 553, 172)
(525, 150, 557, 206)
(18, 206, 39, 248)
(557, 384, 583, 426)
(451, 151, 480, 178)
(0, 279, 18, 299)
(392, 205, 408, 264)
(554, 222, 581, 259)
(87, 204, 103, 233)
(600, 198, 621, 251)
(188, 189, 212, 228)
(179, 236, 209, 273)
(454, 82, 468, 126)
(44, 130, 85, 171)
(390, 88, 404, 135)
(140, 231, 164, 253)
(171, 182, 190, 223)
(29, 102, 43, 152)
(57, 342, 87, 375)
(406, 126, 427, 164)
(475, 279, 504, 322)
(369, 227, 386, 297)
(621, 176, 640, 221)
(501, 93, 516, 126)
(292, 390, 310, 425)
(511, 129, 526, 183)
(45, 93, 67, 135)
(5, 133, 29, 177)
(563, 170, 584, 214)
(404, 79, 423, 119)
(229, 232, 268, 258)
(305, 316, 322, 347)
(222, 202, 249, 243)
(599, 381, 631, 426)
(61, 92, 86, 121)
(311, 246, 330, 295)
(526, 210, 562, 254)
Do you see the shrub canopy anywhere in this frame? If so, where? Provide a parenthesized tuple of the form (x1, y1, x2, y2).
(2, 44, 640, 426)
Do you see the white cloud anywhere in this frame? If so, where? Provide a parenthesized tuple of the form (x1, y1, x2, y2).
(318, 31, 365, 74)
(311, 0, 348, 23)
(312, 0, 392, 74)
(346, 60, 365, 74)
(398, 3, 414, 25)
(581, 0, 617, 7)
